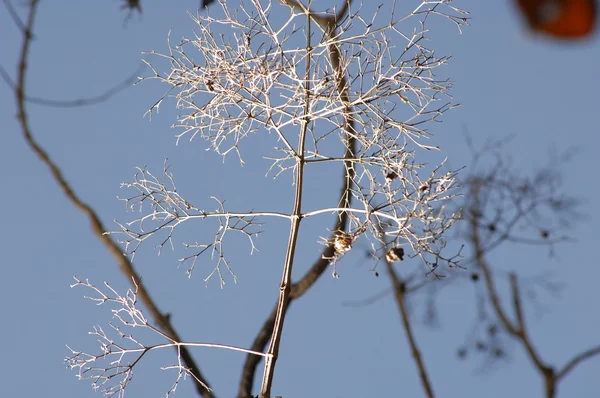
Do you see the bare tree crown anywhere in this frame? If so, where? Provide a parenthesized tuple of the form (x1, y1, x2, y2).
(67, 1, 468, 396)
(119, 0, 464, 281)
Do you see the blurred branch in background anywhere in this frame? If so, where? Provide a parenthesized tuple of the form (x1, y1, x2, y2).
(465, 139, 600, 398)
(0, 63, 144, 108)
(351, 136, 599, 398)
(391, 136, 599, 398)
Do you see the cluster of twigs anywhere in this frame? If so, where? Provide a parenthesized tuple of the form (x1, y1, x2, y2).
(94, 1, 465, 396)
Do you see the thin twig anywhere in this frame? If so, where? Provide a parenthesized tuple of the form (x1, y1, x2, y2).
(258, 30, 311, 398)
(1, 63, 144, 107)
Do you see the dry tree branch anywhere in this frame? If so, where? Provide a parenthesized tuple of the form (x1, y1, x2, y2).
(67, 278, 266, 397)
(114, 164, 268, 286)
(385, 243, 435, 398)
(12, 2, 213, 397)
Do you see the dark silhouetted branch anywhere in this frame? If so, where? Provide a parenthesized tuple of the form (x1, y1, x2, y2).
(1, 63, 143, 108)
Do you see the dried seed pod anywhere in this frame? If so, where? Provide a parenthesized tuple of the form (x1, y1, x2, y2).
(333, 232, 353, 255)
(386, 247, 405, 262)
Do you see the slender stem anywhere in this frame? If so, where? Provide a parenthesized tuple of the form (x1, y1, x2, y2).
(237, 165, 352, 398)
(241, 3, 356, 397)
(258, 5, 313, 397)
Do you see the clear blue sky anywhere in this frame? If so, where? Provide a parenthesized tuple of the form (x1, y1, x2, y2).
(1, 1, 598, 397)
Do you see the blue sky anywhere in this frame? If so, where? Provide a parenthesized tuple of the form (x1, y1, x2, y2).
(1, 1, 598, 397)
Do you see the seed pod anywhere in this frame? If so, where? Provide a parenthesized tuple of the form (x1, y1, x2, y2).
(333, 232, 353, 255)
(386, 247, 405, 262)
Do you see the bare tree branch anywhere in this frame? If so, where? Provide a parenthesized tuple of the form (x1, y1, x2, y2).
(258, 18, 313, 398)
(386, 253, 435, 398)
(556, 345, 600, 381)
(13, 2, 213, 397)
(0, 63, 143, 107)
